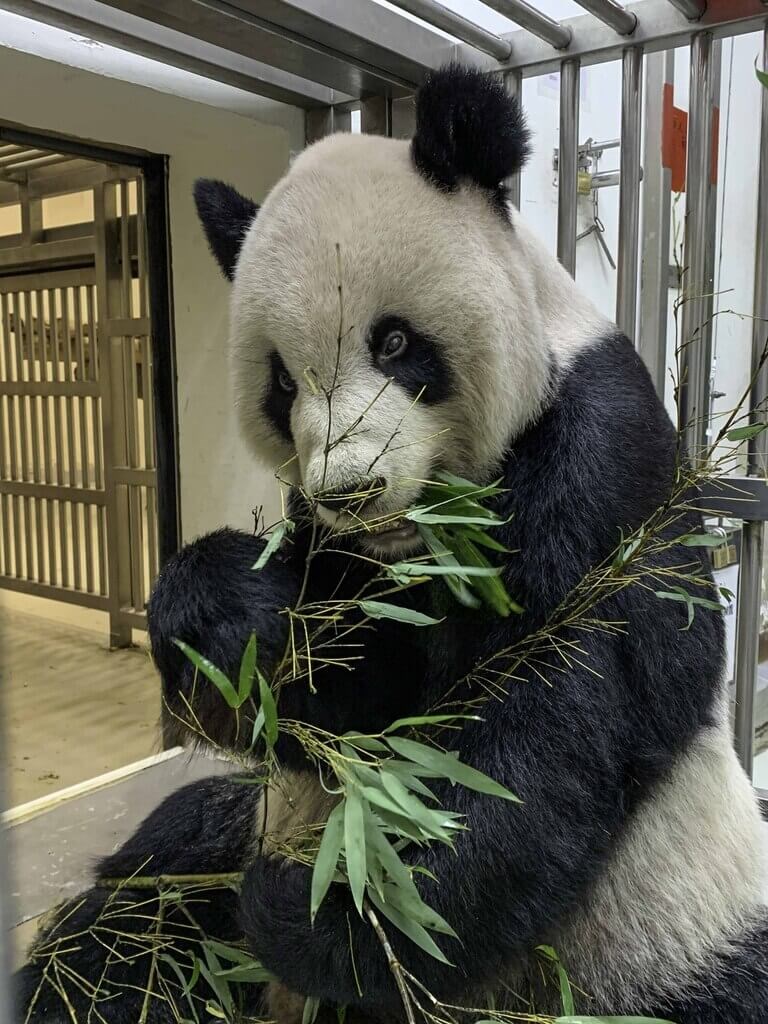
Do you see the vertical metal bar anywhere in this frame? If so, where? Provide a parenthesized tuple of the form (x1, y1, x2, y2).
(37, 290, 55, 582)
(734, 521, 763, 777)
(504, 70, 523, 210)
(306, 105, 352, 144)
(639, 48, 675, 396)
(359, 95, 392, 136)
(680, 31, 716, 463)
(748, 28, 768, 477)
(616, 47, 643, 342)
(558, 59, 581, 277)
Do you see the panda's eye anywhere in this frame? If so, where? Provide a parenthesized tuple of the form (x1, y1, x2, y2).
(278, 369, 296, 395)
(379, 330, 409, 361)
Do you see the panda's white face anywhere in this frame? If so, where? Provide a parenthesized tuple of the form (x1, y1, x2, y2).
(225, 132, 605, 555)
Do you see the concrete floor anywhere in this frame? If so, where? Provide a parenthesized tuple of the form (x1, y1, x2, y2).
(1, 604, 160, 807)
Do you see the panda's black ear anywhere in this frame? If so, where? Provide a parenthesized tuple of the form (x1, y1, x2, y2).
(412, 64, 531, 194)
(193, 178, 259, 281)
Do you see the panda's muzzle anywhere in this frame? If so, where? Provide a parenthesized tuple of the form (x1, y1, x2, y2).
(314, 476, 387, 513)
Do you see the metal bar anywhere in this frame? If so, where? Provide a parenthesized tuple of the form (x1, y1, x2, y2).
(384, 0, 511, 59)
(98, 0, 452, 95)
(572, 0, 637, 34)
(0, 236, 96, 270)
(465, 1, 767, 77)
(557, 59, 581, 276)
(638, 47, 674, 396)
(748, 27, 768, 476)
(0, 480, 107, 504)
(616, 46, 643, 341)
(359, 95, 393, 136)
(734, 520, 763, 777)
(0, 717, 16, 1024)
(680, 31, 716, 464)
(0, 0, 346, 108)
(306, 106, 352, 143)
(482, 0, 572, 49)
(666, 0, 706, 19)
(504, 70, 523, 209)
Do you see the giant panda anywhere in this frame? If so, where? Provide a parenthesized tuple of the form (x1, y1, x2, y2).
(15, 64, 768, 1024)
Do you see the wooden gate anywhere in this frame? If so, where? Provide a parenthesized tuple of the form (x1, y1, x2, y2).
(0, 155, 159, 644)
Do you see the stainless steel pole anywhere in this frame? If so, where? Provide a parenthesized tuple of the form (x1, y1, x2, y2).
(734, 521, 763, 778)
(616, 46, 643, 341)
(504, 69, 523, 210)
(666, 0, 707, 19)
(383, 0, 512, 60)
(748, 27, 768, 477)
(557, 59, 581, 277)
(481, 0, 572, 49)
(572, 0, 637, 35)
(680, 31, 715, 463)
(733, 27, 768, 778)
(638, 48, 674, 395)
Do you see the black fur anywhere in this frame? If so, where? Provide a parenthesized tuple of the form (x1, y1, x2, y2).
(193, 178, 258, 280)
(412, 64, 531, 205)
(14, 778, 260, 1024)
(263, 350, 296, 442)
(368, 314, 454, 403)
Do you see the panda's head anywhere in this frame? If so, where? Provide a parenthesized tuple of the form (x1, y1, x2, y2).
(195, 65, 571, 556)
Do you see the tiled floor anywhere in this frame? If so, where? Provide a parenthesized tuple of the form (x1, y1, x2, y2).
(1, 606, 161, 807)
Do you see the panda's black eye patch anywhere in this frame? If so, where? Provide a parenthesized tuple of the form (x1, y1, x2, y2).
(263, 350, 295, 442)
(369, 315, 452, 405)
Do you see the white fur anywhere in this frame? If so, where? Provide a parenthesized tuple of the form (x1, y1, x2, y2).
(229, 133, 609, 539)
(543, 709, 768, 1013)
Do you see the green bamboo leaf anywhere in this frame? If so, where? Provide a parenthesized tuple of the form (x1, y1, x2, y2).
(253, 521, 291, 570)
(407, 510, 499, 526)
(202, 941, 260, 966)
(365, 817, 416, 891)
(258, 672, 278, 748)
(238, 633, 258, 704)
(537, 945, 574, 1015)
(383, 713, 481, 734)
(343, 733, 390, 753)
(367, 890, 451, 964)
(389, 562, 501, 579)
(173, 640, 240, 709)
(311, 803, 345, 922)
(377, 879, 458, 937)
(359, 600, 442, 627)
(344, 789, 367, 916)
(679, 533, 726, 548)
(466, 529, 510, 554)
(372, 806, 432, 845)
(726, 423, 767, 441)
(378, 772, 457, 839)
(361, 785, 414, 818)
(249, 708, 265, 751)
(302, 997, 320, 1024)
(387, 737, 521, 803)
(216, 963, 274, 983)
(384, 762, 439, 801)
(758, 63, 768, 89)
(555, 1018, 676, 1023)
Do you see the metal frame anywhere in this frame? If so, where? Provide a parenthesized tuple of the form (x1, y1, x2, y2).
(0, 124, 179, 644)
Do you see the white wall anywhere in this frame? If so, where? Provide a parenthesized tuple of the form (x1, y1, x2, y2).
(0, 40, 300, 542)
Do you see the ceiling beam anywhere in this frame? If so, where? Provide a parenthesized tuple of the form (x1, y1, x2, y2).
(0, 0, 346, 107)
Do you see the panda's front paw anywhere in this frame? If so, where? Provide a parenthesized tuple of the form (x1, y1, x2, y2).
(241, 854, 353, 1002)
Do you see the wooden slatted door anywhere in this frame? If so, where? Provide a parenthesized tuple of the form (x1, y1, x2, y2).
(0, 162, 159, 644)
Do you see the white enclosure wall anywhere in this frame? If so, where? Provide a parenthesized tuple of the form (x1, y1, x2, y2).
(0, 35, 299, 541)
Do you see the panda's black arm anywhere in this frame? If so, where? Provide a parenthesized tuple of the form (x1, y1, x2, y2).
(148, 527, 302, 749)
(15, 777, 260, 1024)
(240, 647, 626, 1010)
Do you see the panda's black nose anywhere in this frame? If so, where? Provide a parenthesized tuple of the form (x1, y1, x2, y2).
(315, 477, 387, 512)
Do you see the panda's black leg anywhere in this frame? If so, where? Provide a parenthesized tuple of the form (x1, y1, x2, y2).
(15, 776, 260, 1024)
(649, 918, 768, 1024)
